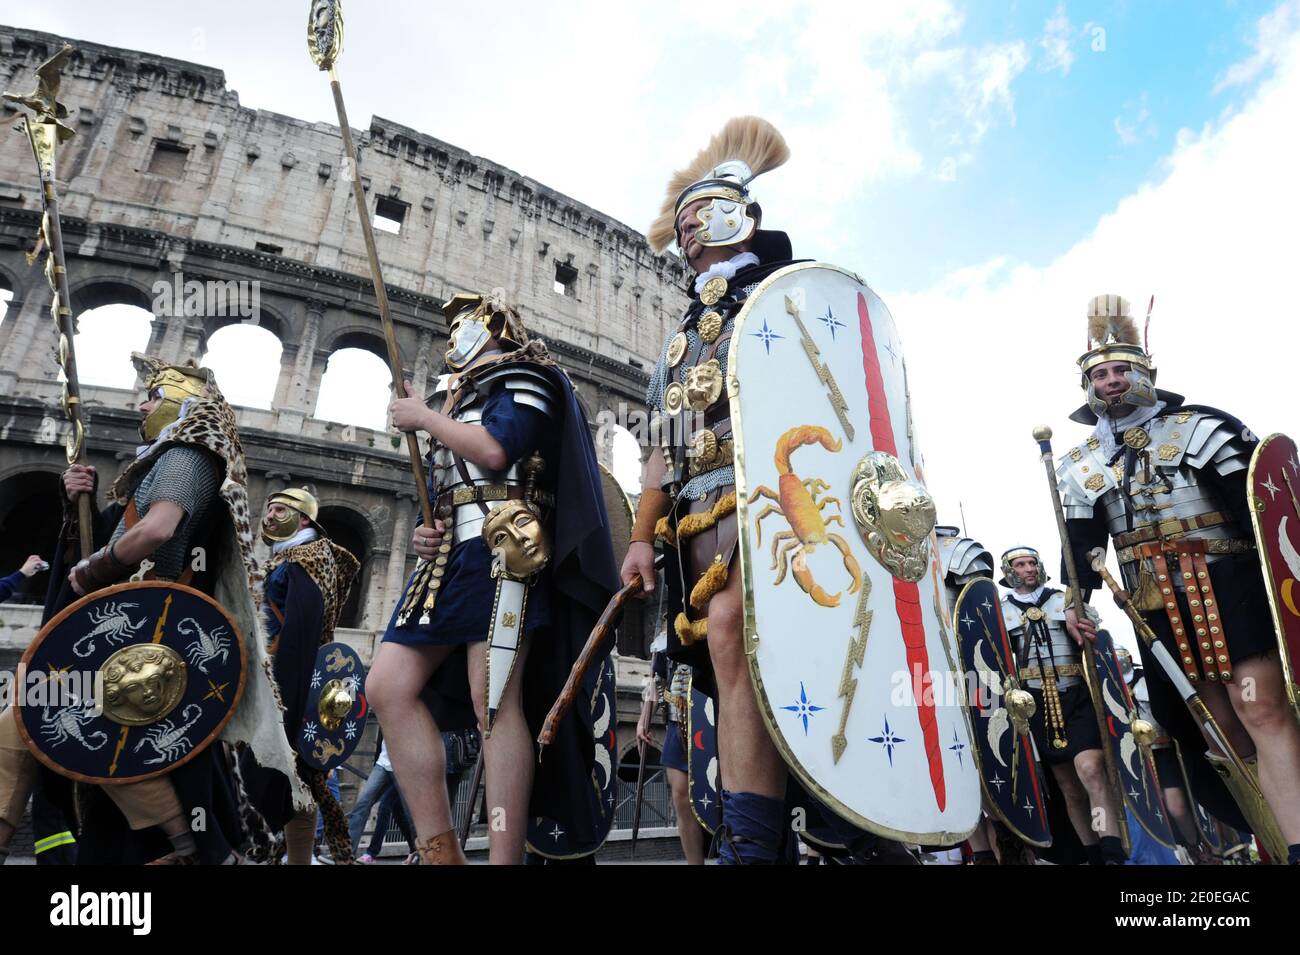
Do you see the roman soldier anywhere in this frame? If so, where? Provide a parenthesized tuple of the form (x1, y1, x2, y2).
(0, 354, 302, 865)
(999, 545, 1126, 864)
(373, 290, 619, 864)
(623, 117, 946, 864)
(239, 487, 359, 864)
(1056, 294, 1300, 862)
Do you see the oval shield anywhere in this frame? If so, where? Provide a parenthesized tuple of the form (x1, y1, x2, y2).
(526, 655, 617, 859)
(296, 641, 368, 771)
(1091, 629, 1176, 849)
(953, 578, 1052, 847)
(686, 673, 721, 834)
(729, 263, 980, 842)
(1247, 433, 1300, 721)
(17, 581, 246, 785)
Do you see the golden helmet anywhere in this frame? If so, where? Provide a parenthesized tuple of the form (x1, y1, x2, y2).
(262, 487, 321, 545)
(443, 289, 528, 370)
(132, 352, 217, 442)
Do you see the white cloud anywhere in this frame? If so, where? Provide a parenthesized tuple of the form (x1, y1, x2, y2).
(1214, 0, 1300, 92)
(886, 6, 1300, 608)
(1038, 3, 1076, 76)
(1113, 92, 1153, 147)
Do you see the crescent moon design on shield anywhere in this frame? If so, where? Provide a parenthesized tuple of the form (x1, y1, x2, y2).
(1102, 679, 1129, 723)
(707, 756, 719, 789)
(704, 696, 715, 726)
(694, 730, 704, 750)
(987, 708, 1010, 768)
(592, 692, 612, 788)
(1120, 733, 1140, 782)
(1277, 516, 1300, 617)
(973, 639, 1002, 704)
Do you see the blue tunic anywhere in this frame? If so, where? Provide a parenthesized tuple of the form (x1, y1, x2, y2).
(383, 385, 555, 646)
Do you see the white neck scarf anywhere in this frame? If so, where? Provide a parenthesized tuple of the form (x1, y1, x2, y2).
(272, 526, 318, 555)
(693, 251, 760, 295)
(1012, 584, 1046, 605)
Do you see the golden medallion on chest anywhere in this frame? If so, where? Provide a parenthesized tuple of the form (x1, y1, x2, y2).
(1024, 606, 1046, 622)
(699, 276, 728, 306)
(1123, 426, 1150, 450)
(666, 332, 688, 368)
(684, 358, 723, 411)
(663, 381, 686, 416)
(698, 310, 724, 343)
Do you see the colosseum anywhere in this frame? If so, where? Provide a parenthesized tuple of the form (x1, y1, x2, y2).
(0, 24, 688, 857)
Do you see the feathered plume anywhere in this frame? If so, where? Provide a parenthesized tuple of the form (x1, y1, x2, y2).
(647, 116, 790, 253)
(1085, 294, 1139, 348)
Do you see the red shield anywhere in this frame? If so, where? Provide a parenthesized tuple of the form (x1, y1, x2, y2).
(1247, 433, 1300, 717)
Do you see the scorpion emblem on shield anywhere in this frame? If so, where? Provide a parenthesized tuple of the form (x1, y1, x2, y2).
(312, 737, 346, 764)
(178, 617, 230, 674)
(324, 647, 355, 673)
(748, 425, 863, 608)
(133, 703, 203, 765)
(72, 602, 146, 658)
(41, 698, 108, 751)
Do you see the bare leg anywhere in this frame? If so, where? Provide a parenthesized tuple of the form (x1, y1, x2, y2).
(705, 565, 785, 799)
(1051, 761, 1100, 846)
(667, 767, 706, 865)
(1227, 652, 1300, 843)
(367, 641, 454, 841)
(1192, 680, 1256, 758)
(468, 637, 534, 865)
(1162, 785, 1201, 847)
(1073, 749, 1121, 840)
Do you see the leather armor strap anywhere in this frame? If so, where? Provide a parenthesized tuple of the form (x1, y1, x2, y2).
(1018, 664, 1084, 680)
(1188, 549, 1231, 682)
(1114, 511, 1228, 548)
(1117, 536, 1253, 564)
(1149, 550, 1203, 684)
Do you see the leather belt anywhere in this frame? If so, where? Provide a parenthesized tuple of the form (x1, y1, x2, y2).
(1019, 664, 1084, 680)
(1116, 536, 1254, 565)
(1114, 511, 1228, 549)
(436, 484, 554, 510)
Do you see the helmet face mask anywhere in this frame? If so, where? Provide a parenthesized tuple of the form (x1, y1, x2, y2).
(445, 307, 494, 371)
(441, 292, 526, 371)
(261, 488, 320, 546)
(138, 366, 212, 442)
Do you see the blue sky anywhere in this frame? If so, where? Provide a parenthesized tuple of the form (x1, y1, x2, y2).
(857, 1, 1279, 290)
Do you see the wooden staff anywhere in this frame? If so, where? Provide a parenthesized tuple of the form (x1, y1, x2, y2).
(307, 2, 432, 527)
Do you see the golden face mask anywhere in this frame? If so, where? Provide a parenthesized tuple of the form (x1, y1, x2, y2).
(483, 501, 550, 579)
(261, 502, 303, 546)
(138, 364, 212, 442)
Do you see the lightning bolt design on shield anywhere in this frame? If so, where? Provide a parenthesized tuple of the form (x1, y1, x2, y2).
(832, 578, 872, 763)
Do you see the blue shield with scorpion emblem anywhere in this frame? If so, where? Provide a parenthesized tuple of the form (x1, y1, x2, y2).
(16, 581, 246, 784)
(297, 642, 368, 771)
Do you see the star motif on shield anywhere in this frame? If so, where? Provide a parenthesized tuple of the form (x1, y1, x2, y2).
(549, 823, 564, 842)
(960, 613, 975, 629)
(344, 720, 358, 740)
(948, 729, 966, 769)
(1022, 798, 1034, 814)
(981, 598, 992, 612)
(780, 682, 825, 736)
(817, 306, 846, 340)
(310, 670, 322, 690)
(344, 675, 360, 695)
(1263, 474, 1281, 501)
(869, 716, 906, 766)
(699, 792, 712, 811)
(303, 720, 319, 742)
(1128, 786, 1140, 801)
(204, 679, 229, 703)
(990, 771, 1005, 793)
(751, 319, 783, 354)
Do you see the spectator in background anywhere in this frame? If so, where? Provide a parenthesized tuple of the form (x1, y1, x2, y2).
(0, 555, 44, 604)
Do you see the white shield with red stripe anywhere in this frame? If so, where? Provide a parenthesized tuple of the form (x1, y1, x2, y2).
(729, 263, 980, 843)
